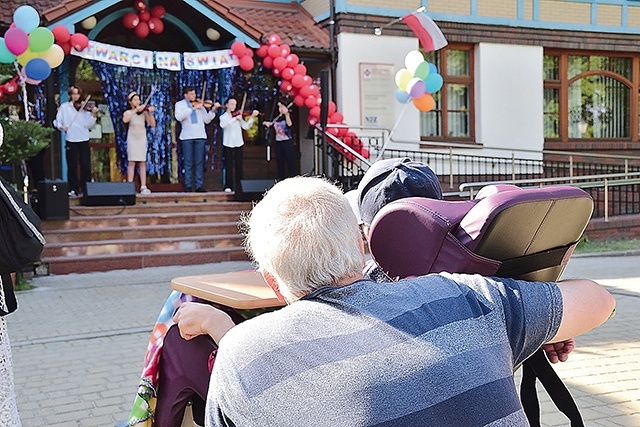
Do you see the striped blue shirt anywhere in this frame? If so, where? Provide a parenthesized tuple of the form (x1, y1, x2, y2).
(207, 273, 562, 427)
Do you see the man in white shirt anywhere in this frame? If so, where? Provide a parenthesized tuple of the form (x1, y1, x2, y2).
(54, 85, 99, 197)
(174, 86, 219, 192)
(219, 97, 259, 193)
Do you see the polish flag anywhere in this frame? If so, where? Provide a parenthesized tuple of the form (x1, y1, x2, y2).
(401, 11, 448, 52)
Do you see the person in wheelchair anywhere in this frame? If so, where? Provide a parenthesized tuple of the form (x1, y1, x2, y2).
(205, 176, 614, 426)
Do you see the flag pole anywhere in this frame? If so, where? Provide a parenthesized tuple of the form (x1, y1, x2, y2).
(374, 6, 425, 35)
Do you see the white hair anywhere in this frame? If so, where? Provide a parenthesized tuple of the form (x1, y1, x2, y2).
(242, 177, 363, 303)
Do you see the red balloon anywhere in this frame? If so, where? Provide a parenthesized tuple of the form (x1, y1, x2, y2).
(134, 0, 147, 11)
(280, 44, 290, 57)
(70, 33, 89, 51)
(328, 101, 337, 116)
(273, 56, 287, 71)
(309, 106, 320, 118)
(330, 112, 344, 123)
(281, 67, 294, 81)
(299, 85, 313, 98)
(327, 127, 340, 136)
(52, 25, 71, 43)
(286, 54, 299, 68)
(262, 56, 273, 69)
(291, 74, 305, 89)
(134, 21, 150, 39)
(360, 147, 370, 159)
(231, 41, 247, 57)
(301, 75, 312, 86)
(308, 116, 318, 126)
(272, 67, 281, 77)
(58, 41, 71, 55)
(294, 63, 307, 75)
(268, 34, 281, 45)
(4, 77, 18, 95)
(304, 95, 317, 109)
(308, 84, 319, 96)
(148, 17, 164, 34)
(245, 49, 254, 58)
(337, 126, 349, 137)
(239, 55, 254, 71)
(267, 44, 281, 59)
(280, 82, 293, 93)
(139, 11, 151, 22)
(293, 95, 305, 107)
(150, 5, 166, 19)
(122, 12, 140, 29)
(256, 45, 268, 58)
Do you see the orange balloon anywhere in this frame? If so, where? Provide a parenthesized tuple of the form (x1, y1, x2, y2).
(412, 93, 435, 112)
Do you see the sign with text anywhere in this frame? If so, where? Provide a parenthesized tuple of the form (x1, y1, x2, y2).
(359, 63, 395, 130)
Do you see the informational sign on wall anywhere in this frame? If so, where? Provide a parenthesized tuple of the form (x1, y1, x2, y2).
(359, 63, 395, 130)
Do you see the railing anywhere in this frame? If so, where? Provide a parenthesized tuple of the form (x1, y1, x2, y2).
(313, 126, 640, 219)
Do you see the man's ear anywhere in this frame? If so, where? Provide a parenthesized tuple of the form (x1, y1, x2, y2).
(261, 270, 286, 303)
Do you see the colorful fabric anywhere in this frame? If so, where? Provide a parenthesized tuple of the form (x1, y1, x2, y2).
(126, 291, 195, 426)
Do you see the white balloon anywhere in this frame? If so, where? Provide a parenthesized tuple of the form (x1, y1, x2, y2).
(404, 50, 425, 74)
(81, 16, 97, 30)
(206, 28, 221, 41)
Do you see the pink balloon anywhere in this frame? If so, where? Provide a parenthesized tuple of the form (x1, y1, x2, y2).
(239, 55, 254, 71)
(304, 95, 317, 109)
(279, 44, 290, 57)
(273, 56, 287, 71)
(268, 34, 281, 45)
(281, 67, 294, 80)
(267, 44, 281, 58)
(286, 54, 299, 68)
(4, 27, 29, 56)
(231, 41, 247, 57)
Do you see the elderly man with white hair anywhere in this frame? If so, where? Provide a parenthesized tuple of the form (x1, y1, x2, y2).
(203, 176, 615, 427)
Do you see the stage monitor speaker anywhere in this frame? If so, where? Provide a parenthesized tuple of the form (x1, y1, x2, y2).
(37, 180, 69, 220)
(236, 179, 276, 201)
(82, 182, 136, 206)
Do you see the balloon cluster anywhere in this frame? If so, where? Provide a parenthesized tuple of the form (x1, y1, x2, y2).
(230, 41, 255, 72)
(252, 34, 369, 161)
(0, 5, 87, 88)
(122, 1, 166, 39)
(395, 50, 443, 112)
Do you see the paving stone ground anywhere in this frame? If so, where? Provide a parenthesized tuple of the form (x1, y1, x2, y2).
(4, 255, 640, 426)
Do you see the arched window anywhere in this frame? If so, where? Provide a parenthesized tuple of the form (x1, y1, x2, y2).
(544, 52, 636, 142)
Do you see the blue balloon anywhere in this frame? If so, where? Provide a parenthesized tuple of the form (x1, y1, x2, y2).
(395, 88, 411, 103)
(24, 57, 51, 81)
(13, 5, 40, 34)
(425, 74, 444, 93)
(428, 62, 438, 75)
(0, 38, 16, 64)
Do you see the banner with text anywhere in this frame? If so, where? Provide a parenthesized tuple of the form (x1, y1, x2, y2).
(72, 41, 238, 71)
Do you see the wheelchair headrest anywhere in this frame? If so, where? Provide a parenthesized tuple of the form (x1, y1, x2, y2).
(368, 185, 593, 281)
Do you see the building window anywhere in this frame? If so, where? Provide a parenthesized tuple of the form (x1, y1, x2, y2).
(544, 52, 635, 141)
(421, 45, 474, 141)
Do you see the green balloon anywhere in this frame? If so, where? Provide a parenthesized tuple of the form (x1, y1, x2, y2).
(28, 27, 54, 53)
(0, 38, 16, 64)
(413, 61, 430, 80)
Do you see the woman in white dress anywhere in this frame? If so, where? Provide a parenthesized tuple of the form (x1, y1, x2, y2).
(123, 92, 156, 194)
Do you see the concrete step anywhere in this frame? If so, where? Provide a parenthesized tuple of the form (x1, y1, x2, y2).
(43, 246, 250, 275)
(43, 222, 240, 243)
(41, 210, 244, 230)
(61, 200, 253, 217)
(41, 234, 244, 257)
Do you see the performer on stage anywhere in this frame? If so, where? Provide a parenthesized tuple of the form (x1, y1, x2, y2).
(174, 86, 220, 192)
(54, 85, 99, 197)
(263, 101, 296, 180)
(123, 91, 156, 195)
(219, 96, 259, 193)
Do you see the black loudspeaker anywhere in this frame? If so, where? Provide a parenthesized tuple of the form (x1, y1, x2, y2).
(82, 182, 136, 206)
(37, 180, 69, 220)
(236, 179, 276, 201)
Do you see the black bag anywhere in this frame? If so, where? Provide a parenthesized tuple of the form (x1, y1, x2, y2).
(0, 273, 17, 316)
(0, 175, 46, 274)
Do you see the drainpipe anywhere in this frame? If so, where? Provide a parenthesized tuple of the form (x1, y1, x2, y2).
(329, 0, 337, 102)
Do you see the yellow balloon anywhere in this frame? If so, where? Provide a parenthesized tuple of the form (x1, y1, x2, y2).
(412, 93, 435, 112)
(17, 48, 37, 67)
(40, 44, 64, 68)
(394, 68, 412, 91)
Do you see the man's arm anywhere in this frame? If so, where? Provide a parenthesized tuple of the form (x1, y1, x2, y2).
(551, 279, 615, 343)
(174, 100, 191, 122)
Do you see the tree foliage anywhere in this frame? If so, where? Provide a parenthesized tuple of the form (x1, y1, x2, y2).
(0, 112, 51, 164)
